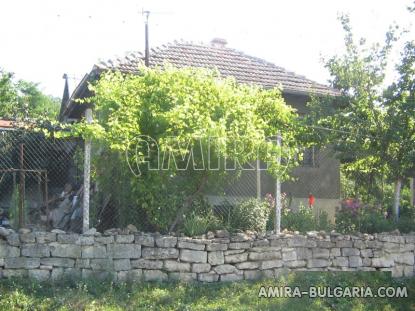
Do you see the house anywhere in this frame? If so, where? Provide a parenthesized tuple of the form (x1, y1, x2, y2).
(59, 38, 341, 221)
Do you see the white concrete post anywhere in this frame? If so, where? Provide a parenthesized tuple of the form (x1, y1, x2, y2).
(256, 159, 261, 200)
(83, 108, 93, 233)
(275, 133, 282, 234)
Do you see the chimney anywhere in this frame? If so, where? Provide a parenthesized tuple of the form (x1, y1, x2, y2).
(210, 38, 227, 48)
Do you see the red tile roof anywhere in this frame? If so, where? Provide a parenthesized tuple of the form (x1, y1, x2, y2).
(95, 41, 339, 96)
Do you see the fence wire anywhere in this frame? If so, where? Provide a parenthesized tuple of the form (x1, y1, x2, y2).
(0, 128, 83, 232)
(0, 127, 365, 234)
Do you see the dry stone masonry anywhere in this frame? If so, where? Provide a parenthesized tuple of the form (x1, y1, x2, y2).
(0, 227, 414, 282)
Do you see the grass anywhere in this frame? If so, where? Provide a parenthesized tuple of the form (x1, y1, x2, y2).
(0, 272, 414, 310)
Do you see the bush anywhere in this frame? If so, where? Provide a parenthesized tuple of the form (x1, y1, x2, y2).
(182, 209, 223, 236)
(271, 204, 332, 233)
(229, 199, 271, 232)
(335, 198, 415, 234)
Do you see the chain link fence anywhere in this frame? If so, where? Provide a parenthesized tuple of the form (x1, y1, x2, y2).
(0, 128, 83, 232)
(87, 139, 342, 233)
(0, 127, 369, 234)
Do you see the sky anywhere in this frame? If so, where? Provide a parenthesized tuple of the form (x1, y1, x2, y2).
(0, 0, 414, 98)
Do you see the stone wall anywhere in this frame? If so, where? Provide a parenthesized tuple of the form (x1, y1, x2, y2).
(0, 227, 414, 282)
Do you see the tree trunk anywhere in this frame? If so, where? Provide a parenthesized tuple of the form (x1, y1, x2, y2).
(393, 178, 402, 221)
(169, 174, 208, 233)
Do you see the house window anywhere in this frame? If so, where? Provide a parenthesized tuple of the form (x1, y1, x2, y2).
(301, 146, 319, 167)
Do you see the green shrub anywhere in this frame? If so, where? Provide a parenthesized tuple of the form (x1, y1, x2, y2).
(229, 198, 270, 232)
(182, 210, 222, 236)
(272, 204, 332, 233)
(335, 199, 415, 234)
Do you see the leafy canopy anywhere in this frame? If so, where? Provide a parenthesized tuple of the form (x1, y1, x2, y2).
(0, 69, 60, 120)
(82, 65, 301, 231)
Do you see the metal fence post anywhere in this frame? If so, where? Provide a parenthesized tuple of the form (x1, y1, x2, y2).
(83, 108, 93, 233)
(275, 133, 282, 234)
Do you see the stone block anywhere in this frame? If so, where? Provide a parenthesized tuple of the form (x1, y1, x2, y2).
(206, 243, 227, 251)
(135, 234, 155, 247)
(220, 273, 243, 282)
(28, 269, 50, 281)
(229, 242, 251, 249)
(336, 240, 353, 248)
(360, 249, 373, 258)
(213, 264, 237, 274)
(394, 252, 414, 265)
(115, 235, 135, 243)
(224, 252, 248, 263)
(282, 249, 297, 261)
(312, 248, 329, 259)
(57, 234, 80, 244)
(284, 260, 306, 268)
(114, 259, 131, 271)
(286, 236, 308, 247)
(208, 251, 224, 265)
(142, 247, 178, 259)
(50, 243, 81, 258)
(341, 248, 360, 256)
(164, 260, 191, 272)
(296, 248, 313, 260)
(168, 272, 196, 281)
(75, 259, 90, 269)
(2, 269, 28, 278)
(307, 259, 329, 268)
(118, 269, 142, 282)
(78, 236, 94, 246)
(82, 245, 107, 258)
(372, 257, 394, 268)
(95, 236, 114, 244)
(261, 260, 283, 270)
(90, 259, 113, 270)
(177, 240, 205, 251)
(20, 233, 36, 243)
(330, 248, 341, 258)
(7, 234, 20, 246)
(41, 257, 75, 268)
(192, 263, 211, 273)
(244, 270, 262, 280)
(131, 259, 163, 269)
(143, 269, 168, 281)
(198, 272, 219, 282)
(248, 251, 281, 261)
(180, 249, 207, 263)
(0, 244, 20, 257)
(349, 256, 362, 268)
(35, 232, 56, 243)
(236, 261, 260, 270)
(155, 236, 177, 248)
(5, 257, 40, 269)
(21, 244, 50, 257)
(107, 244, 141, 259)
(332, 257, 349, 267)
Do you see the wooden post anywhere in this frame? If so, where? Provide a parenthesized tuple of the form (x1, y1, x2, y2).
(83, 108, 93, 233)
(256, 159, 261, 200)
(275, 133, 282, 234)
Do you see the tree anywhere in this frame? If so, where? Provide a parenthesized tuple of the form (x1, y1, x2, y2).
(382, 41, 415, 219)
(307, 13, 415, 220)
(82, 65, 300, 232)
(0, 69, 60, 120)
